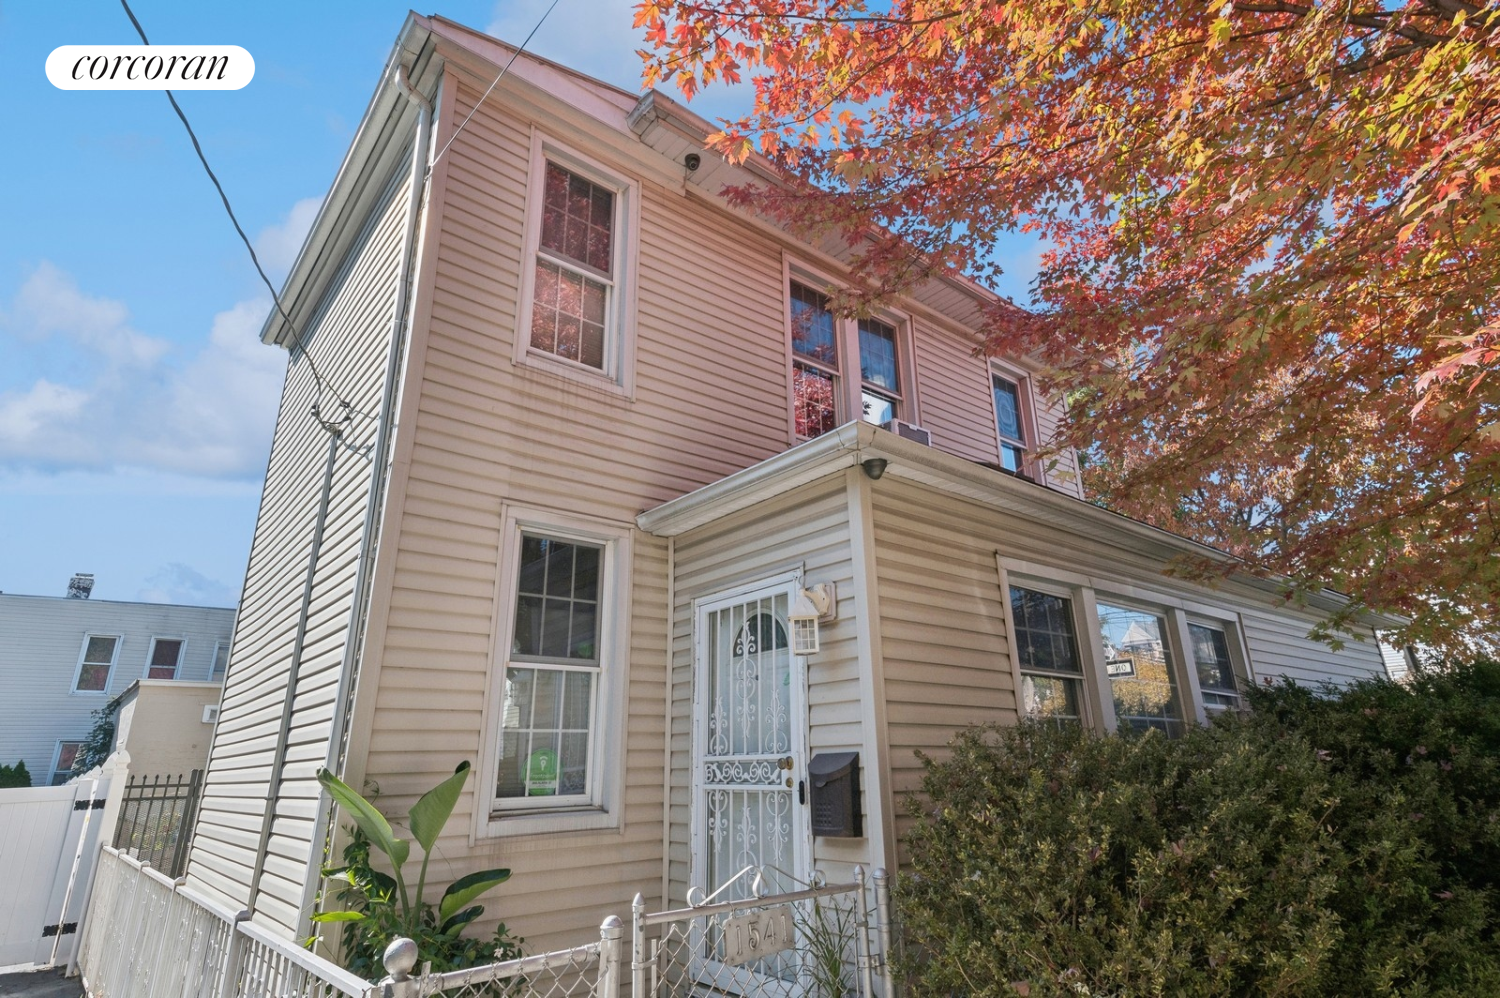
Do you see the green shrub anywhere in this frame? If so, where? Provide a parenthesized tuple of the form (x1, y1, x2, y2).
(313, 763, 521, 981)
(898, 666, 1500, 997)
(0, 760, 31, 788)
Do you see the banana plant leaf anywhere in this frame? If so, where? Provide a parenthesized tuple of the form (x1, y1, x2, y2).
(317, 768, 410, 871)
(409, 762, 471, 854)
(440, 904, 484, 936)
(439, 868, 512, 925)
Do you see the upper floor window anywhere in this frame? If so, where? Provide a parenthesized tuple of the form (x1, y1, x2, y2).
(993, 374, 1028, 473)
(790, 283, 840, 438)
(518, 134, 638, 393)
(788, 276, 912, 440)
(146, 637, 184, 680)
(74, 634, 119, 693)
(531, 162, 614, 370)
(210, 640, 230, 681)
(858, 318, 902, 426)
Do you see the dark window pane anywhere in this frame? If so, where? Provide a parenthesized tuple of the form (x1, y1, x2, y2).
(858, 318, 899, 392)
(541, 600, 572, 659)
(77, 664, 109, 692)
(994, 377, 1025, 444)
(790, 284, 837, 365)
(84, 636, 116, 664)
(539, 162, 613, 277)
(572, 545, 600, 601)
(513, 535, 603, 665)
(513, 595, 545, 656)
(1009, 586, 1081, 675)
(151, 639, 183, 668)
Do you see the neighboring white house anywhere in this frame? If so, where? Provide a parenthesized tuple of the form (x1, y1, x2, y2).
(0, 580, 235, 785)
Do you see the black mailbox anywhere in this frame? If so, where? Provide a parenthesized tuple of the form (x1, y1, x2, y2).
(808, 752, 861, 837)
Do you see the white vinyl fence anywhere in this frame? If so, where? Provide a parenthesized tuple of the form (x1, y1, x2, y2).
(77, 848, 895, 998)
(0, 774, 111, 971)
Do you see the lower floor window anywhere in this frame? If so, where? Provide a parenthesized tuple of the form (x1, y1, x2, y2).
(497, 666, 594, 798)
(1097, 602, 1184, 736)
(1010, 585, 1085, 726)
(1190, 623, 1243, 710)
(52, 740, 83, 785)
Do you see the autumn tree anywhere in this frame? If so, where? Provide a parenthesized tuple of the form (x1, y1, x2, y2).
(638, 0, 1500, 650)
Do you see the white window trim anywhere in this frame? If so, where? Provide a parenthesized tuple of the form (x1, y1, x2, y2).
(783, 259, 917, 443)
(997, 556, 1255, 732)
(71, 633, 121, 695)
(143, 636, 187, 681)
(513, 128, 640, 398)
(475, 504, 633, 840)
(51, 739, 84, 785)
(995, 558, 1097, 729)
(210, 639, 230, 681)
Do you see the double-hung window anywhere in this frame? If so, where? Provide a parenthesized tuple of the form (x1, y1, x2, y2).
(519, 134, 637, 390)
(1189, 622, 1244, 711)
(498, 535, 603, 806)
(531, 162, 615, 370)
(858, 317, 903, 426)
(74, 635, 119, 693)
(146, 637, 184, 680)
(1009, 586, 1086, 726)
(1096, 602, 1186, 736)
(790, 283, 840, 438)
(993, 374, 1028, 473)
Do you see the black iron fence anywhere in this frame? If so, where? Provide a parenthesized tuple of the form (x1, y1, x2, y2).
(113, 769, 202, 877)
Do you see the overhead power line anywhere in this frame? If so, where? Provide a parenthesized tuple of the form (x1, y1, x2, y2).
(118, 0, 353, 430)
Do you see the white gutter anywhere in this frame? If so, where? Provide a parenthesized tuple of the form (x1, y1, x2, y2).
(296, 56, 436, 940)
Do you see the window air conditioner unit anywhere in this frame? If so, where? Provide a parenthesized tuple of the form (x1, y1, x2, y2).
(884, 419, 932, 446)
(202, 704, 220, 724)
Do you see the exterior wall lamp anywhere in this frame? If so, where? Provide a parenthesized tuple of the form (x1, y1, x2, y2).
(789, 583, 836, 655)
(861, 458, 888, 480)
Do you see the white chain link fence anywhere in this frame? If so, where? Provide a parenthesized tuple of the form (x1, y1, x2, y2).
(78, 850, 894, 998)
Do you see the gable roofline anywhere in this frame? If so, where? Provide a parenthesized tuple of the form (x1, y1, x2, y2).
(636, 422, 1403, 630)
(259, 13, 438, 348)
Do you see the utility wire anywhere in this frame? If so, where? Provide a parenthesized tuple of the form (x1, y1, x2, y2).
(119, 0, 354, 431)
(429, 0, 564, 172)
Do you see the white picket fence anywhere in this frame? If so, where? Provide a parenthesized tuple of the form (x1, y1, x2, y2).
(77, 846, 895, 998)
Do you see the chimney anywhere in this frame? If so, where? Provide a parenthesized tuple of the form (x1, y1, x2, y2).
(67, 573, 95, 599)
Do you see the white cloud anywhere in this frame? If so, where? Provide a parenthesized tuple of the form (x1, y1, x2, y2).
(254, 196, 323, 278)
(6, 260, 168, 366)
(137, 562, 239, 607)
(0, 263, 284, 478)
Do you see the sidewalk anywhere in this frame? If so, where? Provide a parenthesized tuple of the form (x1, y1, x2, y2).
(0, 969, 83, 998)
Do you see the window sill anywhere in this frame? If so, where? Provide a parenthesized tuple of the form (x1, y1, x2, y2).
(516, 348, 634, 400)
(482, 805, 617, 839)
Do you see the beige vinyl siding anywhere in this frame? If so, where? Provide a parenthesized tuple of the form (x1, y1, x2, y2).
(909, 318, 1001, 465)
(667, 476, 860, 904)
(353, 77, 799, 951)
(185, 160, 412, 934)
(867, 476, 1388, 849)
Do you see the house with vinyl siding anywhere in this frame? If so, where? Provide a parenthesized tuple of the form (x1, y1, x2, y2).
(178, 12, 1399, 956)
(0, 589, 232, 786)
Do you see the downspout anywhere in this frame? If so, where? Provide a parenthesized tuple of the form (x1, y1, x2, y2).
(246, 428, 341, 914)
(296, 61, 434, 938)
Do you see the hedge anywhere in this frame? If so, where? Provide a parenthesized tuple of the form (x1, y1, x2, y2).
(897, 662, 1500, 997)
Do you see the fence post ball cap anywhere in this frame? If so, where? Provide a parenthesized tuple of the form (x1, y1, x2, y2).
(383, 937, 419, 979)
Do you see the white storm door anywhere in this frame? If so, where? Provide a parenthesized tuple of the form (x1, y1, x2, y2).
(692, 579, 810, 905)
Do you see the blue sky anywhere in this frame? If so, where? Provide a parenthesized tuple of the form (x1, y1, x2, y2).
(1, 1, 1043, 608)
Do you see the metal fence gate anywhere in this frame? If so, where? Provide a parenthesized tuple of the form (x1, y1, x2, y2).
(0, 775, 110, 970)
(630, 866, 896, 998)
